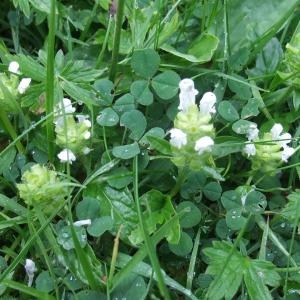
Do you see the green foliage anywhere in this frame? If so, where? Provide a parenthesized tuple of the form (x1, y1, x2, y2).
(204, 241, 281, 300)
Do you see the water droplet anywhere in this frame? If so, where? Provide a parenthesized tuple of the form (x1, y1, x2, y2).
(280, 223, 286, 228)
(257, 271, 264, 278)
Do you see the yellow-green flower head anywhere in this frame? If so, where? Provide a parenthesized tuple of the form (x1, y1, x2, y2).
(244, 123, 295, 173)
(170, 78, 217, 170)
(55, 100, 92, 155)
(17, 164, 68, 210)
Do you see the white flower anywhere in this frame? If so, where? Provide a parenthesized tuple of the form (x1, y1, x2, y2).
(58, 98, 76, 114)
(194, 136, 214, 155)
(57, 149, 76, 164)
(246, 124, 259, 141)
(73, 219, 92, 227)
(169, 128, 187, 149)
(18, 78, 31, 94)
(244, 143, 256, 157)
(270, 123, 283, 140)
(83, 119, 92, 128)
(76, 114, 89, 123)
(8, 61, 20, 74)
(83, 131, 91, 140)
(278, 132, 292, 148)
(25, 259, 36, 287)
(281, 146, 295, 163)
(82, 147, 91, 155)
(178, 78, 199, 112)
(199, 92, 217, 114)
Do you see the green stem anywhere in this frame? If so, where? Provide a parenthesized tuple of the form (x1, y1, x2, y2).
(170, 167, 187, 198)
(96, 16, 113, 68)
(108, 0, 125, 82)
(186, 227, 201, 293)
(46, 0, 56, 162)
(108, 225, 122, 284)
(133, 156, 171, 300)
(0, 110, 24, 153)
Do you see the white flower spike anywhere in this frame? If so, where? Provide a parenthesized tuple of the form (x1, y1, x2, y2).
(8, 61, 20, 74)
(199, 92, 217, 115)
(170, 128, 187, 149)
(57, 149, 76, 164)
(18, 78, 31, 94)
(178, 78, 199, 112)
(194, 136, 214, 155)
(244, 143, 256, 157)
(25, 258, 36, 287)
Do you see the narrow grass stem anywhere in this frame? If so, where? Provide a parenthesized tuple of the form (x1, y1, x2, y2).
(0, 110, 24, 153)
(46, 0, 56, 162)
(108, 225, 122, 284)
(133, 156, 171, 300)
(108, 0, 125, 82)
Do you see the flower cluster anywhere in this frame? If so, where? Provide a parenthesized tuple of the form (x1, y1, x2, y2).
(169, 78, 216, 170)
(54, 98, 92, 163)
(17, 164, 68, 213)
(0, 61, 31, 112)
(244, 123, 295, 173)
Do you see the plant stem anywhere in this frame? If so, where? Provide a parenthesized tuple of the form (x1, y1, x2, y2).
(133, 156, 171, 300)
(108, 225, 122, 284)
(0, 110, 24, 153)
(108, 0, 125, 82)
(46, 0, 56, 163)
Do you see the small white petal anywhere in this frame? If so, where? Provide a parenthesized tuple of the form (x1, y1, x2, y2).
(169, 128, 187, 149)
(194, 136, 214, 155)
(270, 123, 283, 140)
(76, 114, 89, 123)
(83, 131, 91, 140)
(18, 78, 31, 94)
(74, 219, 92, 227)
(278, 132, 292, 148)
(178, 78, 198, 112)
(57, 149, 76, 163)
(281, 146, 295, 163)
(244, 143, 256, 157)
(246, 124, 259, 141)
(199, 92, 217, 115)
(82, 147, 91, 155)
(61, 98, 76, 114)
(25, 258, 36, 287)
(83, 120, 92, 128)
(8, 61, 20, 74)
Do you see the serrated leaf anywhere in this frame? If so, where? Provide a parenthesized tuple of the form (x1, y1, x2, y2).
(281, 189, 300, 223)
(120, 110, 147, 140)
(204, 241, 280, 300)
(96, 107, 119, 127)
(218, 101, 239, 122)
(131, 49, 160, 78)
(130, 80, 153, 105)
(151, 70, 180, 100)
(112, 142, 140, 160)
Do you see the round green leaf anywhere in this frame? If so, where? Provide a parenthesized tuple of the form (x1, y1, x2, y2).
(169, 231, 193, 256)
(113, 93, 135, 114)
(76, 197, 100, 220)
(131, 49, 160, 78)
(140, 127, 165, 146)
(177, 201, 201, 228)
(76, 290, 106, 300)
(226, 208, 247, 230)
(232, 120, 257, 135)
(120, 109, 147, 140)
(96, 107, 119, 127)
(218, 101, 239, 122)
(35, 271, 54, 293)
(112, 142, 140, 159)
(130, 80, 153, 105)
(241, 99, 260, 119)
(152, 70, 180, 100)
(216, 219, 233, 239)
(244, 190, 267, 214)
(203, 182, 222, 201)
(107, 166, 132, 189)
(93, 79, 114, 105)
(87, 216, 114, 237)
(57, 226, 87, 250)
